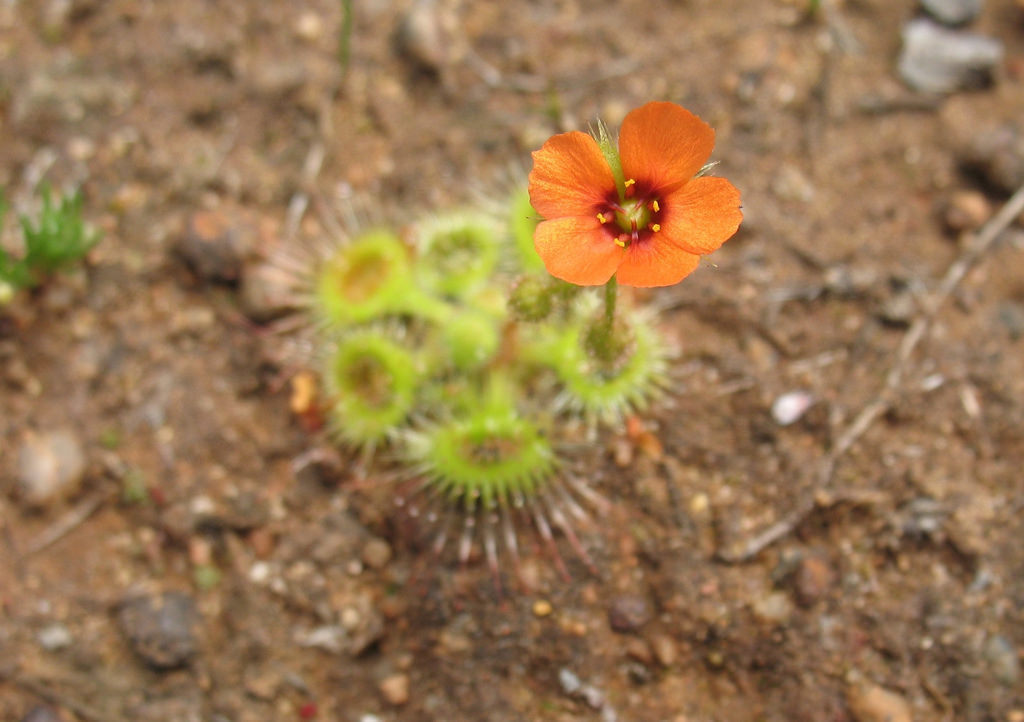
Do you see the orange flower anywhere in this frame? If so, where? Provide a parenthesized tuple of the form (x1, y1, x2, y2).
(528, 102, 742, 287)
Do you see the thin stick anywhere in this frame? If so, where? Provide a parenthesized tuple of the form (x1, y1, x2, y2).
(719, 182, 1024, 563)
(0, 670, 125, 722)
(22, 492, 107, 557)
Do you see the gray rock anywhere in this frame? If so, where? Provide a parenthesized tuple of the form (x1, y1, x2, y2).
(983, 634, 1020, 686)
(921, 0, 983, 25)
(16, 429, 87, 508)
(118, 592, 200, 669)
(898, 19, 1002, 93)
(558, 667, 581, 695)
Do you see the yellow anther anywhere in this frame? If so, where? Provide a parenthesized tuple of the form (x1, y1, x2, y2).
(597, 212, 608, 224)
(650, 223, 661, 232)
(651, 200, 660, 212)
(624, 178, 636, 187)
(614, 238, 627, 248)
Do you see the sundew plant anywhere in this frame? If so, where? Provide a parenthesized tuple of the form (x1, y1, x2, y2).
(294, 102, 742, 594)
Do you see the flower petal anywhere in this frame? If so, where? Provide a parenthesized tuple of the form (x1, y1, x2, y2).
(533, 216, 624, 286)
(615, 240, 700, 288)
(619, 102, 715, 193)
(529, 131, 615, 220)
(659, 177, 743, 256)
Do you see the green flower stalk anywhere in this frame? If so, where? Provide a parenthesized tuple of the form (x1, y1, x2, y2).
(527, 296, 673, 425)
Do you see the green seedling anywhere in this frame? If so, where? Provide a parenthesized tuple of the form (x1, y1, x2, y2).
(0, 185, 101, 298)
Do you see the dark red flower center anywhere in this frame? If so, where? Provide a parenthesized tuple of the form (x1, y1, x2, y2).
(595, 178, 662, 248)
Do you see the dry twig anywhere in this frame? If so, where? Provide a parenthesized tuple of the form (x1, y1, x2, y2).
(0, 668, 126, 722)
(719, 182, 1024, 563)
(21, 492, 108, 558)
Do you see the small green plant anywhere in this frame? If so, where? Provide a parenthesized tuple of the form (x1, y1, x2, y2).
(0, 185, 100, 300)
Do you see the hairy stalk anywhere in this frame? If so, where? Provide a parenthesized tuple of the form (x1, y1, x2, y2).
(338, 0, 353, 76)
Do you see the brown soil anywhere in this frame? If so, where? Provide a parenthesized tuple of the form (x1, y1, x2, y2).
(2, 1, 1023, 721)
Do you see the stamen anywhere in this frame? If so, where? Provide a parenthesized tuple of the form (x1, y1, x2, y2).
(650, 223, 661, 232)
(596, 212, 608, 224)
(614, 235, 628, 248)
(623, 179, 636, 187)
(651, 200, 660, 212)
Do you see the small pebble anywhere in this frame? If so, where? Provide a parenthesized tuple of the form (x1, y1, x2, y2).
(239, 261, 298, 322)
(361, 537, 393, 570)
(649, 634, 677, 667)
(792, 554, 833, 607)
(921, 0, 983, 26)
(898, 19, 1003, 94)
(16, 429, 87, 508)
(247, 527, 276, 559)
(294, 625, 345, 654)
(625, 637, 653, 665)
(771, 390, 814, 426)
(962, 122, 1024, 194)
(983, 634, 1020, 686)
(608, 595, 652, 633)
(248, 561, 272, 584)
(177, 210, 246, 283)
(394, 0, 457, 74)
(293, 11, 324, 41)
(118, 592, 200, 669)
(37, 623, 73, 651)
(558, 668, 605, 710)
(559, 668, 581, 695)
(341, 595, 385, 656)
(752, 591, 795, 624)
(943, 189, 991, 231)
(846, 679, 912, 722)
(378, 673, 410, 706)
(532, 599, 553, 617)
(879, 289, 917, 326)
